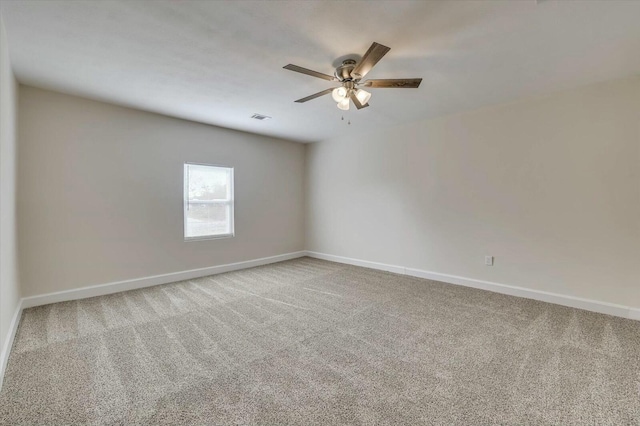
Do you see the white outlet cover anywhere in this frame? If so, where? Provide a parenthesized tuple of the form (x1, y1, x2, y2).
(485, 256, 494, 266)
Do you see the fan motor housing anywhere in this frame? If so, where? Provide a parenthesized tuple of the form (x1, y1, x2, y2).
(335, 59, 357, 82)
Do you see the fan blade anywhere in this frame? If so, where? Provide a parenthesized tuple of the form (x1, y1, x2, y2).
(284, 64, 336, 81)
(349, 91, 369, 110)
(351, 42, 391, 79)
(294, 88, 334, 103)
(362, 78, 422, 88)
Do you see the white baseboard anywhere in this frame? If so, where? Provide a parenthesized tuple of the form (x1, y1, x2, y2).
(629, 309, 640, 321)
(305, 251, 639, 321)
(21, 251, 306, 309)
(0, 299, 23, 390)
(306, 251, 406, 275)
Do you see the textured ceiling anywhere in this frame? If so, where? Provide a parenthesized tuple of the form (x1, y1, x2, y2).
(2, 0, 640, 143)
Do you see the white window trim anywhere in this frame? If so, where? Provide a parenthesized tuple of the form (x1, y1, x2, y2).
(183, 162, 235, 241)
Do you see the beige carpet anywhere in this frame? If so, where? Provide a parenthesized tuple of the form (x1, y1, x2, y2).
(0, 257, 639, 425)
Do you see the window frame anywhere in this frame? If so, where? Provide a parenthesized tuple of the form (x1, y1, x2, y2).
(183, 162, 235, 241)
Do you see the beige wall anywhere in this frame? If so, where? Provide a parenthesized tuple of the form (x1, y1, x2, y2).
(0, 15, 20, 351)
(18, 87, 305, 297)
(13, 75, 640, 309)
(306, 76, 640, 308)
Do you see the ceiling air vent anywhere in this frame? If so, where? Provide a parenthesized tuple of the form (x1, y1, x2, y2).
(251, 113, 272, 121)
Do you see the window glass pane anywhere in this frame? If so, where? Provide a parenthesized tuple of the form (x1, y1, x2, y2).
(185, 203, 230, 237)
(188, 164, 230, 201)
(184, 164, 233, 239)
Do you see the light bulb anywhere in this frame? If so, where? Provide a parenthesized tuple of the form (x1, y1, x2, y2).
(332, 87, 347, 102)
(355, 89, 371, 105)
(337, 98, 350, 111)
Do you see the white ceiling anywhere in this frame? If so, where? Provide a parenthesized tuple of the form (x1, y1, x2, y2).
(2, 1, 640, 143)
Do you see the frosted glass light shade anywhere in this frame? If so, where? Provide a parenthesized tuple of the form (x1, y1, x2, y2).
(332, 87, 348, 102)
(355, 89, 371, 105)
(337, 98, 350, 110)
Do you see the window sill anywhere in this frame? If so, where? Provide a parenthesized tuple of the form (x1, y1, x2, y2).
(184, 233, 234, 242)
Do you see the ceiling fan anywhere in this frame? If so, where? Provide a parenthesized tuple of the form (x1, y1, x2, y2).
(284, 42, 421, 111)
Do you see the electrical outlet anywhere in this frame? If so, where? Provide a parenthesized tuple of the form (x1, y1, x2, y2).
(485, 256, 494, 266)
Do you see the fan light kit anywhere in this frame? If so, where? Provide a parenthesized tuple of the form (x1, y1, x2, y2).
(332, 86, 371, 111)
(284, 42, 421, 111)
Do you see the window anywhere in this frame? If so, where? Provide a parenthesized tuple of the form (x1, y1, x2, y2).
(184, 163, 234, 240)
